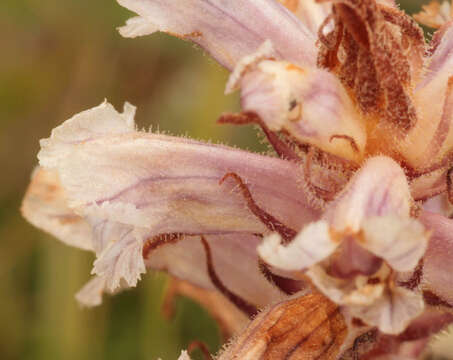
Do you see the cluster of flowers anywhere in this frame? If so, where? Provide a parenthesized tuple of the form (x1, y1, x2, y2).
(22, 0, 453, 358)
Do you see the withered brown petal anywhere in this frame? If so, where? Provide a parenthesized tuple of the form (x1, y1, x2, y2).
(323, 0, 420, 134)
(218, 293, 347, 360)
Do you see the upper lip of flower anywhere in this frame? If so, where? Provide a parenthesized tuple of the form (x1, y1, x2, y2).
(20, 0, 453, 357)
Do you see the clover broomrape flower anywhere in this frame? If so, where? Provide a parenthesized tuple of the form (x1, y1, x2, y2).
(21, 0, 453, 358)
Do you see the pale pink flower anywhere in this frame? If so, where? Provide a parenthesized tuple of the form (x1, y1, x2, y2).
(22, 0, 453, 358)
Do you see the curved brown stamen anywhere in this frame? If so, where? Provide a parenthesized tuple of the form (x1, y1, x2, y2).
(258, 259, 303, 295)
(200, 236, 258, 318)
(423, 290, 453, 309)
(447, 167, 453, 205)
(142, 233, 185, 259)
(188, 340, 213, 360)
(219, 172, 297, 243)
(218, 112, 302, 162)
(398, 260, 423, 290)
(329, 134, 359, 153)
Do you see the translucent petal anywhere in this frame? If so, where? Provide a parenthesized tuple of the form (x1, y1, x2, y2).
(21, 167, 93, 251)
(117, 0, 317, 69)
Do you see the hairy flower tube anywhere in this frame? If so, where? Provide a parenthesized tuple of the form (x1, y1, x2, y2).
(21, 0, 453, 358)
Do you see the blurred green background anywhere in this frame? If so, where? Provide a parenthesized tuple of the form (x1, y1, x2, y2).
(0, 0, 449, 359)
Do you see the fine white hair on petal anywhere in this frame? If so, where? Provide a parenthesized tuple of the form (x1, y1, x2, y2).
(116, 0, 317, 70)
(361, 216, 428, 273)
(257, 221, 338, 271)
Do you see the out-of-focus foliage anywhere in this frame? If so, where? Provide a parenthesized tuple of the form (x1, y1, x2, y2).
(0, 0, 450, 359)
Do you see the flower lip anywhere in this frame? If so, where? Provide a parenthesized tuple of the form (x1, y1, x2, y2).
(258, 156, 428, 334)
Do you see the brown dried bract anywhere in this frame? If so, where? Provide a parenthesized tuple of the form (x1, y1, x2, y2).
(218, 293, 347, 360)
(318, 0, 422, 133)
